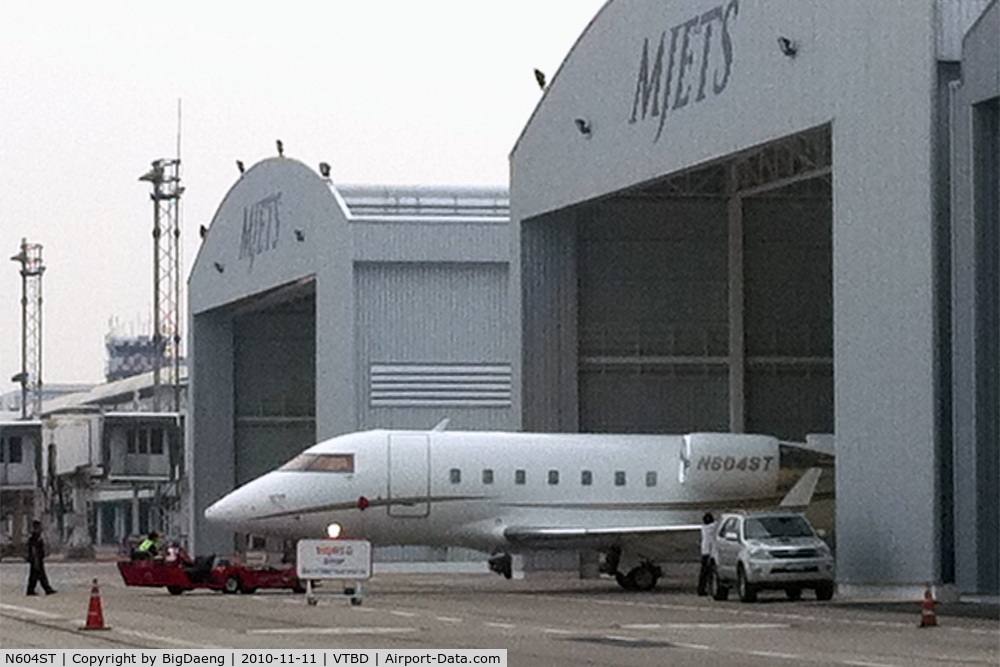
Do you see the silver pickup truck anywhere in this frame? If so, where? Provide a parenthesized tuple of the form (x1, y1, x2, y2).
(709, 511, 835, 602)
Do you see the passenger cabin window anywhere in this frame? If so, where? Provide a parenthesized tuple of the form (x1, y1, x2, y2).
(279, 453, 355, 473)
(581, 470, 592, 486)
(515, 469, 526, 485)
(126, 430, 136, 454)
(645, 471, 657, 487)
(615, 471, 626, 486)
(721, 518, 738, 540)
(548, 470, 559, 485)
(482, 469, 494, 484)
(450, 468, 461, 484)
(138, 430, 149, 454)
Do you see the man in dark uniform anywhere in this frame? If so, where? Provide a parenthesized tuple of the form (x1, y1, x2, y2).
(26, 520, 56, 595)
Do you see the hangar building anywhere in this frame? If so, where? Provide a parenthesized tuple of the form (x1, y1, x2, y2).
(188, 161, 511, 556)
(189, 0, 997, 598)
(511, 0, 997, 597)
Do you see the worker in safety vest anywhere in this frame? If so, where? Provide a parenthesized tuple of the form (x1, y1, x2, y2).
(135, 531, 163, 560)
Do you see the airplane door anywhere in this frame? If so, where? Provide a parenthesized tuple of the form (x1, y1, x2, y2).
(388, 434, 430, 517)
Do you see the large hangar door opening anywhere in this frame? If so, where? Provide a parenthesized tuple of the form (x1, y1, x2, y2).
(577, 183, 730, 434)
(526, 125, 832, 440)
(233, 281, 316, 485)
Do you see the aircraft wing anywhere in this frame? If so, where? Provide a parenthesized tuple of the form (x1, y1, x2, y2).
(504, 523, 701, 555)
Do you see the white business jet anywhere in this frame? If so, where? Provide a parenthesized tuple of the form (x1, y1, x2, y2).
(205, 423, 830, 591)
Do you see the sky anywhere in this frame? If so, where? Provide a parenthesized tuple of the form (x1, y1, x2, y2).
(0, 0, 608, 396)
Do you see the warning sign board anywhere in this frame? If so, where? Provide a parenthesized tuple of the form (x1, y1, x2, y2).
(296, 539, 372, 580)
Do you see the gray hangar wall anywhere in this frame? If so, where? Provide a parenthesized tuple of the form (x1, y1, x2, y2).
(188, 159, 512, 555)
(511, 0, 996, 596)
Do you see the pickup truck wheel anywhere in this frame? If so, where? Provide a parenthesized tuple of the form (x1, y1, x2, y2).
(709, 563, 729, 601)
(815, 581, 835, 601)
(223, 576, 240, 594)
(737, 564, 757, 602)
(167, 585, 184, 595)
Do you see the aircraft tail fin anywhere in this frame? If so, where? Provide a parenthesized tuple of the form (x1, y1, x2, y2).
(779, 467, 822, 509)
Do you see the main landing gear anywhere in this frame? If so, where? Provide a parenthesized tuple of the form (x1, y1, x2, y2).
(601, 546, 662, 591)
(488, 552, 512, 579)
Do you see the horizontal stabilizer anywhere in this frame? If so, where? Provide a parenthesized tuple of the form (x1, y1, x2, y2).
(780, 467, 822, 509)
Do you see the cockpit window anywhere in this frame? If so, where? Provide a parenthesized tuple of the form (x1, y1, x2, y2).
(279, 453, 355, 473)
(744, 516, 814, 539)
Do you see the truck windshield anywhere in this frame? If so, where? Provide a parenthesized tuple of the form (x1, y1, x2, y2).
(744, 516, 814, 539)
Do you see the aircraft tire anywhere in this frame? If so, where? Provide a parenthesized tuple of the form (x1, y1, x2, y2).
(709, 564, 729, 601)
(629, 566, 658, 592)
(737, 565, 757, 602)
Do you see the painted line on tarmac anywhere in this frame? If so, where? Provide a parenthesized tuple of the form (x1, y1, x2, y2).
(115, 628, 225, 649)
(248, 627, 417, 635)
(435, 616, 463, 623)
(484, 622, 515, 629)
(748, 650, 805, 660)
(620, 622, 790, 630)
(841, 660, 901, 667)
(0, 604, 64, 619)
(389, 610, 417, 618)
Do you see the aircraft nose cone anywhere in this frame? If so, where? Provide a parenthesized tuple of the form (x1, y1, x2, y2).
(204, 491, 255, 527)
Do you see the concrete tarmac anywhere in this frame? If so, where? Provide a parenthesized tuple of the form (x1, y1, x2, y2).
(1, 560, 997, 666)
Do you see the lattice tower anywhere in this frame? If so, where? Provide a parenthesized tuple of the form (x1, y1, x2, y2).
(10, 239, 44, 418)
(139, 158, 184, 411)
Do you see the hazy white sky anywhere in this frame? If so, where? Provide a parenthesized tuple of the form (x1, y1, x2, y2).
(0, 1, 607, 395)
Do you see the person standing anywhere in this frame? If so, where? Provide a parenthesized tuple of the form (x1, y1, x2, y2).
(697, 512, 717, 596)
(26, 520, 56, 596)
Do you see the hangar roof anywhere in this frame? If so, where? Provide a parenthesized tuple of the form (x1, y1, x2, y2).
(337, 184, 509, 222)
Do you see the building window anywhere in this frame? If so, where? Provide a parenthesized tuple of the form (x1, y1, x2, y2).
(137, 430, 149, 454)
(450, 468, 461, 484)
(515, 469, 526, 485)
(150, 428, 164, 455)
(548, 470, 559, 485)
(3, 437, 23, 464)
(646, 471, 657, 487)
(615, 471, 626, 487)
(482, 469, 494, 484)
(126, 429, 136, 454)
(581, 470, 592, 486)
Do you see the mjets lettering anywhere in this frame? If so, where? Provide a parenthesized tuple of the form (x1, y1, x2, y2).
(697, 455, 772, 472)
(629, 0, 739, 142)
(239, 192, 282, 270)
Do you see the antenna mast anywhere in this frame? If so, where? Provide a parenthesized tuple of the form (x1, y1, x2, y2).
(139, 106, 184, 411)
(10, 239, 45, 419)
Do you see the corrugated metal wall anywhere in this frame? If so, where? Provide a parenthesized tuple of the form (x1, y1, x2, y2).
(355, 262, 512, 430)
(521, 214, 578, 432)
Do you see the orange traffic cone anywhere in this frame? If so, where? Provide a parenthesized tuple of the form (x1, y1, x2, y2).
(81, 578, 110, 630)
(919, 585, 937, 628)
